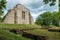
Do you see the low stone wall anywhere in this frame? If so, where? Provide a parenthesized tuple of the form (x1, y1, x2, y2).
(48, 28, 60, 32)
(9, 29, 47, 40)
(22, 32, 46, 40)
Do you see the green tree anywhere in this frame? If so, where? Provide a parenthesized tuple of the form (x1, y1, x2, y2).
(0, 0, 6, 21)
(52, 12, 60, 27)
(43, 0, 60, 27)
(35, 12, 52, 26)
(43, 0, 60, 11)
(35, 12, 60, 27)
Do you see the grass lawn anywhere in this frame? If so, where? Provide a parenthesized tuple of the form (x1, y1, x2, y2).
(25, 29, 60, 40)
(0, 24, 40, 30)
(0, 24, 60, 40)
(0, 24, 40, 40)
(0, 29, 32, 40)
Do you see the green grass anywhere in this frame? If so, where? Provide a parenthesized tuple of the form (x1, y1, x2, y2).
(0, 24, 60, 40)
(49, 25, 60, 29)
(25, 29, 60, 40)
(0, 24, 40, 30)
(0, 29, 31, 40)
(0, 24, 40, 40)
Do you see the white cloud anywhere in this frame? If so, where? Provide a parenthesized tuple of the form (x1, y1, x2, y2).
(29, 6, 44, 10)
(20, 0, 43, 5)
(4, 0, 58, 21)
(18, 0, 30, 4)
(31, 11, 46, 21)
(29, 5, 45, 12)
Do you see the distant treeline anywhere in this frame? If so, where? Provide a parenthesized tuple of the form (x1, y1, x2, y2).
(35, 12, 60, 27)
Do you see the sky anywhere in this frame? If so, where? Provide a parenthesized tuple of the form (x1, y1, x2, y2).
(4, 0, 58, 21)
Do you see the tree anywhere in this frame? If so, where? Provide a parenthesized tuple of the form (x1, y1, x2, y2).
(35, 12, 52, 26)
(0, 0, 6, 21)
(43, 0, 60, 27)
(35, 12, 60, 27)
(52, 12, 60, 27)
(43, 0, 60, 11)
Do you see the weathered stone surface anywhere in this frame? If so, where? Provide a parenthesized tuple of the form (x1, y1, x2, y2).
(2, 4, 34, 24)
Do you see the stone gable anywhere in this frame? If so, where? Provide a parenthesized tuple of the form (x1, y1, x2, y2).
(2, 4, 34, 24)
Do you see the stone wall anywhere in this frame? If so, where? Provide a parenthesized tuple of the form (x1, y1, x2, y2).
(3, 9, 15, 24)
(2, 4, 34, 24)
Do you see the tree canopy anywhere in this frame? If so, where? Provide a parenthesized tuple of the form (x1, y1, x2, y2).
(43, 0, 56, 6)
(43, 0, 60, 11)
(0, 0, 6, 21)
(35, 12, 60, 27)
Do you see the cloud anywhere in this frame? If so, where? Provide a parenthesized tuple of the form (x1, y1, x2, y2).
(6, 0, 58, 12)
(31, 11, 46, 21)
(4, 0, 58, 21)
(29, 6, 45, 13)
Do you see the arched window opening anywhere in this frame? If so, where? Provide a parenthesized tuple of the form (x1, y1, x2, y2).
(22, 11, 25, 19)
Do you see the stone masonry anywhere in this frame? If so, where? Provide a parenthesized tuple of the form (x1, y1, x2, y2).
(2, 4, 34, 24)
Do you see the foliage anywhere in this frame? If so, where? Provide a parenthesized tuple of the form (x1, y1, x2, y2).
(35, 12, 60, 27)
(52, 12, 60, 26)
(43, 0, 56, 6)
(43, 0, 60, 11)
(35, 12, 52, 26)
(42, 0, 60, 26)
(0, 0, 6, 21)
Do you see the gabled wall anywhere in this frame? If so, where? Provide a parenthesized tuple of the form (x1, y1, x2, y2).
(3, 9, 15, 24)
(2, 4, 34, 24)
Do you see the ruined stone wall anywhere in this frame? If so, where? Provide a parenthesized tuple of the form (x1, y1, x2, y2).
(3, 9, 15, 24)
(15, 9, 32, 24)
(31, 16, 34, 24)
(2, 4, 34, 24)
(14, 4, 34, 24)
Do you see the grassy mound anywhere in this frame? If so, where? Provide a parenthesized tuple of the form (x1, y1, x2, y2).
(0, 24, 40, 30)
(25, 29, 60, 40)
(0, 29, 31, 40)
(0, 24, 40, 40)
(0, 24, 60, 40)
